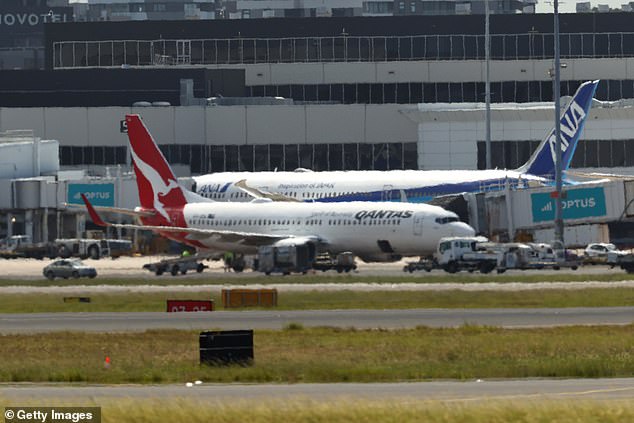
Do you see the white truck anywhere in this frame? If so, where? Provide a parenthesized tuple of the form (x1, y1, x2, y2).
(436, 236, 498, 274)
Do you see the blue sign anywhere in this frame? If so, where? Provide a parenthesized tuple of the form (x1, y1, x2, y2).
(68, 183, 115, 207)
(531, 187, 606, 223)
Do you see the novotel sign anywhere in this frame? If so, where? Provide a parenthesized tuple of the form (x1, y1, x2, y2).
(531, 187, 607, 223)
(0, 13, 68, 26)
(67, 183, 115, 207)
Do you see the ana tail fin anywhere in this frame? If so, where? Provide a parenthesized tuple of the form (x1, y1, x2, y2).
(125, 114, 189, 223)
(517, 80, 599, 178)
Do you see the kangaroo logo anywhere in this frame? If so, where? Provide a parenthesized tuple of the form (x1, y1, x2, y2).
(129, 145, 179, 221)
(548, 100, 586, 167)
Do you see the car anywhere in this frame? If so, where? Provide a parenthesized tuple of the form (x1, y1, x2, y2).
(43, 259, 97, 280)
(584, 243, 617, 259)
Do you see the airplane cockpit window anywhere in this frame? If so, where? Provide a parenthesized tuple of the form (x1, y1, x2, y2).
(435, 216, 459, 224)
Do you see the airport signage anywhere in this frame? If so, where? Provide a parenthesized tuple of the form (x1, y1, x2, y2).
(531, 187, 606, 223)
(67, 183, 115, 207)
(167, 300, 214, 312)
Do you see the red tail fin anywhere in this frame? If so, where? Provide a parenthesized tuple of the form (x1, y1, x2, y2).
(125, 114, 187, 223)
(81, 193, 109, 227)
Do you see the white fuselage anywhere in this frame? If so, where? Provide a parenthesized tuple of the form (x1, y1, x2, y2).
(193, 169, 547, 203)
(181, 200, 475, 259)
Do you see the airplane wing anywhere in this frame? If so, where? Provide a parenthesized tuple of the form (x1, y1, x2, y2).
(93, 220, 292, 246)
(63, 203, 156, 218)
(80, 194, 313, 247)
(235, 179, 302, 202)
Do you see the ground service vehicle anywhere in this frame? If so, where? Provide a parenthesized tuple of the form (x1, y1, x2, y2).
(312, 252, 357, 273)
(256, 244, 315, 275)
(436, 236, 498, 274)
(55, 238, 132, 259)
(43, 259, 97, 280)
(403, 258, 436, 273)
(607, 249, 634, 273)
(495, 243, 578, 272)
(0, 235, 55, 259)
(143, 256, 208, 276)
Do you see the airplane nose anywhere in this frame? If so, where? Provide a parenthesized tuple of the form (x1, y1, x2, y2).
(451, 222, 476, 237)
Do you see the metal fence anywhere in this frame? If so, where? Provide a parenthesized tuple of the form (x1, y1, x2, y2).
(52, 32, 634, 68)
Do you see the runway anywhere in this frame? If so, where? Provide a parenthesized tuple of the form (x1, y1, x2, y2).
(1, 307, 633, 333)
(3, 378, 634, 401)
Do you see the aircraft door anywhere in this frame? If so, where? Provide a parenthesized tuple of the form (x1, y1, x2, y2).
(413, 212, 424, 236)
(382, 185, 393, 201)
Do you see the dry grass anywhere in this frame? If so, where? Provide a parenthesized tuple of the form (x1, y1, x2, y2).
(1, 287, 634, 312)
(1, 325, 633, 383)
(4, 398, 634, 423)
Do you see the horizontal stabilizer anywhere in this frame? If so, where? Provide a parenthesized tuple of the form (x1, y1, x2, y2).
(235, 179, 302, 202)
(64, 203, 155, 218)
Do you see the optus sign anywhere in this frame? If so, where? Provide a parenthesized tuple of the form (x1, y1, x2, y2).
(68, 183, 115, 207)
(531, 187, 606, 223)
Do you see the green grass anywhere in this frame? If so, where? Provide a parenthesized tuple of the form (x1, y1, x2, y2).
(3, 398, 633, 423)
(1, 270, 634, 286)
(1, 287, 633, 312)
(1, 326, 633, 383)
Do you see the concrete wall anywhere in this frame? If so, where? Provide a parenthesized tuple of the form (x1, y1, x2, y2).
(0, 104, 419, 147)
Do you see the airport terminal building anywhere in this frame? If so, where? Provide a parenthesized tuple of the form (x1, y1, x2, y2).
(16, 12, 634, 174)
(2, 12, 634, 244)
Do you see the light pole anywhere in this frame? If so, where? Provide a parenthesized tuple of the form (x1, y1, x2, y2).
(553, 0, 564, 249)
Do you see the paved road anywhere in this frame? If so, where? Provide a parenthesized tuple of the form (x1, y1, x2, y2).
(1, 255, 629, 280)
(3, 378, 634, 401)
(1, 307, 633, 333)
(3, 280, 634, 294)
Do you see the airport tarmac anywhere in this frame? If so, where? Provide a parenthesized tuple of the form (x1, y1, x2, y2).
(3, 378, 634, 401)
(1, 307, 633, 333)
(0, 255, 630, 280)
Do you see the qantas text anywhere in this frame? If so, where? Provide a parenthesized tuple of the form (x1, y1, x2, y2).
(354, 210, 413, 220)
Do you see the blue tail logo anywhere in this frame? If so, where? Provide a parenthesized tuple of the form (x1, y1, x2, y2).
(518, 80, 599, 178)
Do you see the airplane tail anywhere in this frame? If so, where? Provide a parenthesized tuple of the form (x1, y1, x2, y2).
(125, 114, 207, 224)
(516, 80, 599, 178)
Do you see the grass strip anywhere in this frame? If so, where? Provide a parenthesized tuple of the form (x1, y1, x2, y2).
(1, 326, 633, 383)
(1, 270, 634, 286)
(2, 398, 633, 423)
(0, 288, 633, 312)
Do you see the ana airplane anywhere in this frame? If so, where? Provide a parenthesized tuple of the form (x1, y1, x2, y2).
(82, 114, 475, 262)
(193, 80, 599, 204)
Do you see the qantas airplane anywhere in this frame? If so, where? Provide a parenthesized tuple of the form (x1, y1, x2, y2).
(193, 80, 599, 204)
(82, 114, 475, 262)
